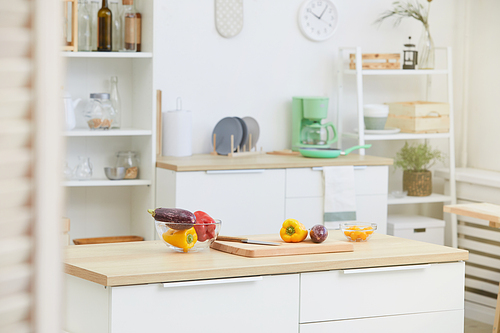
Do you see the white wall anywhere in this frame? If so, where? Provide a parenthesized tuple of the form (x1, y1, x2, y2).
(154, 0, 464, 161)
(466, 0, 500, 172)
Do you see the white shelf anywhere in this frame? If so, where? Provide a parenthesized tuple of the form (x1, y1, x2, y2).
(62, 52, 153, 59)
(344, 69, 448, 76)
(64, 128, 152, 137)
(342, 132, 451, 141)
(388, 193, 453, 205)
(63, 179, 152, 187)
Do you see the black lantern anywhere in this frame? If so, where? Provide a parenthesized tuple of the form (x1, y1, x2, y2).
(403, 36, 418, 70)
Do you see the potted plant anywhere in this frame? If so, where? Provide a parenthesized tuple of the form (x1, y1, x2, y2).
(393, 142, 444, 196)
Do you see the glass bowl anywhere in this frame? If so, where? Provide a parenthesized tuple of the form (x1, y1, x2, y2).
(155, 219, 222, 253)
(340, 223, 377, 242)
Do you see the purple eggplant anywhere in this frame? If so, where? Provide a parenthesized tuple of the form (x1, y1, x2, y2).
(148, 208, 196, 230)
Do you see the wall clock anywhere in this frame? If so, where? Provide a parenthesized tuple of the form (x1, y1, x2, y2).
(298, 0, 339, 42)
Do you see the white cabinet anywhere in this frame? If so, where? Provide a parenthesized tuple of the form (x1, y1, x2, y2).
(156, 168, 286, 235)
(157, 165, 388, 236)
(284, 166, 388, 234)
(66, 274, 300, 333)
(300, 262, 464, 323)
(300, 310, 464, 333)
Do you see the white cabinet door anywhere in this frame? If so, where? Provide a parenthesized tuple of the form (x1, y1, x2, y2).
(356, 195, 387, 234)
(300, 310, 464, 333)
(300, 262, 464, 323)
(285, 197, 323, 227)
(110, 275, 299, 333)
(174, 169, 286, 236)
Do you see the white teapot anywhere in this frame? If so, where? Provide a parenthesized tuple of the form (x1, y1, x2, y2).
(63, 92, 81, 131)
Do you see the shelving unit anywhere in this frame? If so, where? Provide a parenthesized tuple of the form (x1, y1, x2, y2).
(337, 46, 458, 247)
(63, 1, 156, 243)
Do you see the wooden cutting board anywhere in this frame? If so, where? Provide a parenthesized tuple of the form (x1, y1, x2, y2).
(210, 234, 354, 258)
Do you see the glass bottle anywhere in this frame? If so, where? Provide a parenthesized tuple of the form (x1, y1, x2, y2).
(78, 0, 92, 51)
(109, 0, 122, 51)
(97, 0, 112, 52)
(74, 157, 93, 180)
(116, 151, 139, 179)
(109, 76, 121, 128)
(90, 0, 99, 51)
(418, 24, 435, 69)
(120, 0, 137, 52)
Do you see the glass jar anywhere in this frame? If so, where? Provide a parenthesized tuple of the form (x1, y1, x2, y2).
(77, 0, 92, 51)
(73, 156, 93, 180)
(116, 151, 139, 179)
(84, 93, 115, 129)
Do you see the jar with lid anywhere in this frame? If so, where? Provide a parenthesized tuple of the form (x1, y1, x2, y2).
(84, 93, 116, 129)
(116, 151, 139, 179)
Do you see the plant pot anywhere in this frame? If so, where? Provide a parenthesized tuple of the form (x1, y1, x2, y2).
(403, 170, 432, 196)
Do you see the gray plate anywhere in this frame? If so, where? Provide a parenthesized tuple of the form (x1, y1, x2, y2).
(212, 117, 243, 155)
(242, 116, 259, 148)
(234, 117, 248, 150)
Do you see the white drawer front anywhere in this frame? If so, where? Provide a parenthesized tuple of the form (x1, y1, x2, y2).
(300, 262, 464, 323)
(175, 169, 286, 236)
(389, 227, 444, 245)
(285, 197, 323, 228)
(300, 309, 464, 333)
(110, 274, 299, 333)
(286, 166, 388, 198)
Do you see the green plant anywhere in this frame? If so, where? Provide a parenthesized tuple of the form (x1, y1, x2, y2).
(393, 142, 444, 172)
(374, 0, 432, 28)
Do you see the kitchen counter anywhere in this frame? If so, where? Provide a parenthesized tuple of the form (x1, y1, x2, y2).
(156, 153, 393, 171)
(64, 231, 467, 287)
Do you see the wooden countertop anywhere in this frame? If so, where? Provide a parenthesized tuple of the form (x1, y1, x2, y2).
(156, 153, 393, 172)
(64, 232, 467, 287)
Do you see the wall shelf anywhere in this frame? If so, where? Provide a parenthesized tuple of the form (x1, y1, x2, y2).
(64, 128, 152, 137)
(388, 193, 453, 205)
(63, 179, 152, 187)
(62, 52, 153, 58)
(343, 69, 448, 76)
(342, 132, 451, 141)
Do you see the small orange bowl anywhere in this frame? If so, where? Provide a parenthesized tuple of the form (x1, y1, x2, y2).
(340, 223, 377, 242)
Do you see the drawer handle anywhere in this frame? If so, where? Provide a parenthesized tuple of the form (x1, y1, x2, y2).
(414, 228, 426, 233)
(206, 169, 265, 174)
(342, 264, 431, 275)
(312, 166, 367, 171)
(163, 276, 263, 288)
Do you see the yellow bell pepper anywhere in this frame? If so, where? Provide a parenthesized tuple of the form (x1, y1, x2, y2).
(163, 227, 198, 252)
(280, 219, 308, 243)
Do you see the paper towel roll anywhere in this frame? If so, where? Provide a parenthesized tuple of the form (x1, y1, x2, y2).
(162, 110, 192, 157)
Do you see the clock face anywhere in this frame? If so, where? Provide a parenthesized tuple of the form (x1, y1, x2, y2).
(298, 0, 339, 41)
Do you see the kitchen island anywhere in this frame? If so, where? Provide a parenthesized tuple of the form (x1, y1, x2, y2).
(64, 232, 468, 333)
(156, 153, 393, 235)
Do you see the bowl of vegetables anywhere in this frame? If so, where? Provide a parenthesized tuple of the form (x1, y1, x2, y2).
(340, 223, 377, 242)
(150, 208, 222, 253)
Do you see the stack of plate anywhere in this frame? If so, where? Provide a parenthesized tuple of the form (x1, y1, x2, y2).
(212, 117, 260, 155)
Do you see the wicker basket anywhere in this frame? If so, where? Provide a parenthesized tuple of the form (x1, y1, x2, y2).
(403, 170, 432, 196)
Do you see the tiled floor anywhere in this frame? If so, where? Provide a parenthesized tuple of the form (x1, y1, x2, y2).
(465, 318, 493, 333)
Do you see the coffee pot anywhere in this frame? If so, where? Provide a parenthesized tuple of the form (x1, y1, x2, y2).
(301, 121, 337, 146)
(63, 92, 81, 131)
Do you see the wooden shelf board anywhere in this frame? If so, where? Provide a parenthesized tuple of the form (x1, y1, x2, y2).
(388, 193, 453, 205)
(64, 128, 152, 137)
(63, 179, 152, 187)
(62, 52, 153, 58)
(344, 69, 448, 76)
(342, 132, 451, 141)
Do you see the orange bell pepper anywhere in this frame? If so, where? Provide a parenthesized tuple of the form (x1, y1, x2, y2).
(280, 219, 308, 243)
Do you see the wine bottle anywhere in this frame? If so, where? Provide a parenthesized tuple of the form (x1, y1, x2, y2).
(97, 0, 112, 51)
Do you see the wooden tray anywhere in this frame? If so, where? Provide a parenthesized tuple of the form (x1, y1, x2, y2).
(210, 234, 353, 258)
(73, 235, 144, 245)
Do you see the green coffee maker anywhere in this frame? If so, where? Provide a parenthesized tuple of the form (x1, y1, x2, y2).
(292, 96, 337, 151)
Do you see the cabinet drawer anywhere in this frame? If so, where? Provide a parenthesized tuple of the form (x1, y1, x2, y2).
(286, 166, 388, 198)
(300, 309, 464, 333)
(300, 262, 464, 323)
(110, 275, 299, 333)
(174, 169, 286, 235)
